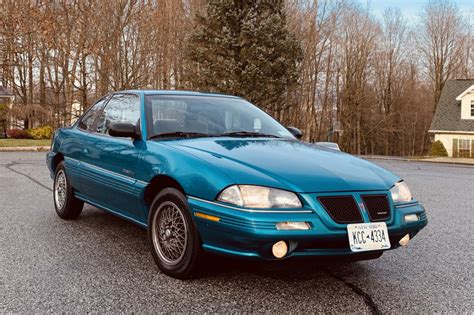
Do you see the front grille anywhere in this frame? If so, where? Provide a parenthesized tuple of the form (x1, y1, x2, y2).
(362, 195, 390, 221)
(318, 196, 363, 224)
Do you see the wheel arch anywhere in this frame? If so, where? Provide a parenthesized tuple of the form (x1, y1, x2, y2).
(51, 152, 65, 173)
(144, 174, 186, 206)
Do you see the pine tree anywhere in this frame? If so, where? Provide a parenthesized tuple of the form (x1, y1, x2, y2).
(429, 140, 448, 157)
(185, 0, 302, 112)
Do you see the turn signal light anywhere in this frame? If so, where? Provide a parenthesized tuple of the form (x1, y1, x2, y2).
(276, 222, 310, 230)
(194, 212, 220, 222)
(404, 214, 419, 223)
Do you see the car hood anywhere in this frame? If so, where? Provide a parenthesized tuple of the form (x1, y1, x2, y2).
(162, 138, 400, 193)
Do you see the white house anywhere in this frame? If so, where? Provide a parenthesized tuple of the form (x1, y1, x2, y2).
(429, 80, 474, 158)
(0, 85, 21, 131)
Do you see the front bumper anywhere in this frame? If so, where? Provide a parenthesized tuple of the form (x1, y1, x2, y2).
(188, 194, 427, 259)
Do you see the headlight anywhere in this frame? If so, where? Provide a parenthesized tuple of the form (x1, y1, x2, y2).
(217, 185, 302, 208)
(390, 181, 412, 203)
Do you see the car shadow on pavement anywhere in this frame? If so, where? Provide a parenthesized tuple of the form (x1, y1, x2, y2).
(197, 253, 367, 280)
(75, 205, 367, 281)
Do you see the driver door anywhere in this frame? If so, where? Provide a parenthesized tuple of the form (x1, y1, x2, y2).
(80, 93, 145, 221)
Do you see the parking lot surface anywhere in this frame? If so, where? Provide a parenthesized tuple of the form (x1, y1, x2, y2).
(1, 152, 473, 313)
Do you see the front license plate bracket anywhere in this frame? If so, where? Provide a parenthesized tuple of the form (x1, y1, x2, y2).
(347, 222, 391, 252)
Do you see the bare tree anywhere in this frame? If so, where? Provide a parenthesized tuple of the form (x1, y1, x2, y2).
(372, 8, 407, 155)
(418, 0, 467, 107)
(0, 0, 471, 157)
(337, 4, 378, 155)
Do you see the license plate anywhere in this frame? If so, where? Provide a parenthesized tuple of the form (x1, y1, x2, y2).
(347, 222, 390, 252)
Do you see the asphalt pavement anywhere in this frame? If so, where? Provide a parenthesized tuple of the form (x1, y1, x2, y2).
(0, 152, 473, 313)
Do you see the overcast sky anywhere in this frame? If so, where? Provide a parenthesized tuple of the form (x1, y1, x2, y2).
(357, 0, 474, 22)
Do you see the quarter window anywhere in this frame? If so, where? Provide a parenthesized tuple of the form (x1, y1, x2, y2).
(95, 94, 141, 135)
(77, 98, 108, 131)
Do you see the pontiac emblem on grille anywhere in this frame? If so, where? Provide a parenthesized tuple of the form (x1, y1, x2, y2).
(359, 202, 365, 211)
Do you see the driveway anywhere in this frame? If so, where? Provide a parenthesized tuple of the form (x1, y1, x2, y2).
(0, 152, 472, 312)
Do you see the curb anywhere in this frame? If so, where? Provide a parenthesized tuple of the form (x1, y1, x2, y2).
(361, 155, 474, 166)
(0, 149, 472, 166)
(0, 146, 49, 152)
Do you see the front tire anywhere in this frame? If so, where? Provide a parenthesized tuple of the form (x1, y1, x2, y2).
(148, 188, 201, 279)
(53, 161, 83, 220)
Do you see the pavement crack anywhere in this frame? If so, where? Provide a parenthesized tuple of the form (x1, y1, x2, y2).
(324, 268, 381, 315)
(4, 161, 52, 192)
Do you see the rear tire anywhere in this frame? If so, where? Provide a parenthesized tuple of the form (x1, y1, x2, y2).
(148, 188, 201, 279)
(53, 161, 83, 220)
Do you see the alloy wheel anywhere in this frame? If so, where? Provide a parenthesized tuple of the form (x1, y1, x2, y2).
(152, 201, 188, 266)
(55, 170, 67, 209)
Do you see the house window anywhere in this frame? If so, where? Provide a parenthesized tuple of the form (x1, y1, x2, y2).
(459, 139, 469, 149)
(471, 100, 474, 117)
(458, 139, 470, 158)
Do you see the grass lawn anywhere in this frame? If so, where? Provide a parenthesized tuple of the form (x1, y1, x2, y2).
(0, 139, 51, 147)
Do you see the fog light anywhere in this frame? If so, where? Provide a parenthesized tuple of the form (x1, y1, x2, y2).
(404, 214, 419, 223)
(276, 222, 310, 230)
(399, 234, 410, 246)
(272, 240, 288, 258)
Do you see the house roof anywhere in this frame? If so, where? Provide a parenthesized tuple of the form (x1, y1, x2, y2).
(455, 84, 474, 100)
(429, 79, 474, 133)
(0, 86, 14, 97)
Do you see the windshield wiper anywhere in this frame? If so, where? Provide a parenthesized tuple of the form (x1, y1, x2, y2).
(220, 131, 281, 138)
(149, 131, 211, 140)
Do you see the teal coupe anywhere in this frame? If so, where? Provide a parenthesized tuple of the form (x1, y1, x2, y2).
(47, 90, 427, 278)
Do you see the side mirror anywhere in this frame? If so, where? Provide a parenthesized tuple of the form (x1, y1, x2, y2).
(109, 122, 140, 139)
(287, 126, 303, 139)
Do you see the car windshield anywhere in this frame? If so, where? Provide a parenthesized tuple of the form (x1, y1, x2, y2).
(145, 95, 294, 139)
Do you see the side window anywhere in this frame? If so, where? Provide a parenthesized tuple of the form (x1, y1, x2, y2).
(78, 98, 108, 131)
(95, 94, 141, 135)
(149, 99, 187, 134)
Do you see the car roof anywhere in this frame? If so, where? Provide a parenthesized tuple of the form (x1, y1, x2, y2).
(116, 89, 242, 99)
